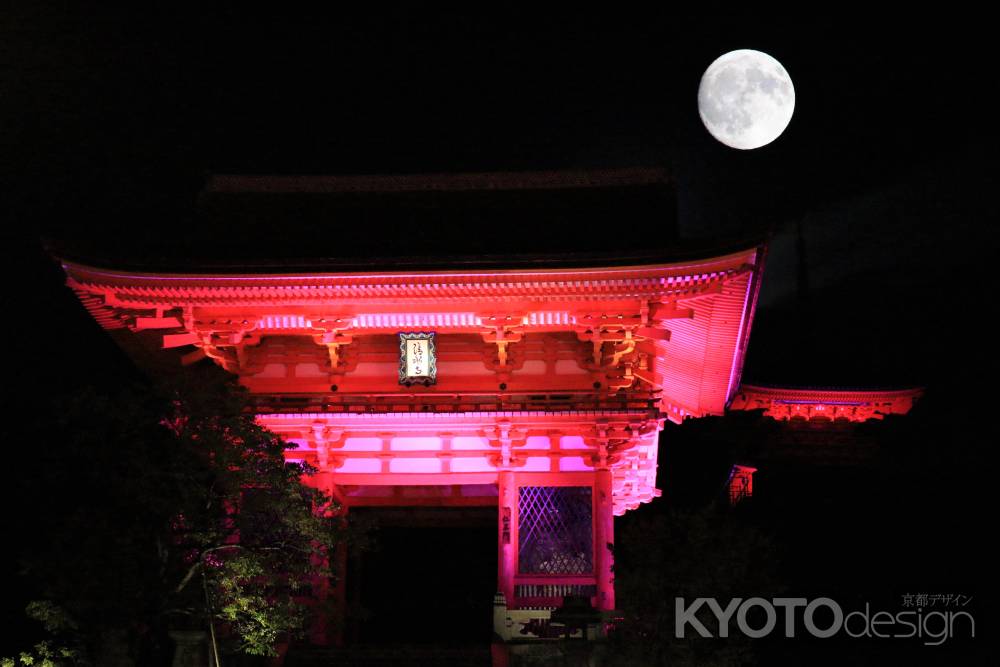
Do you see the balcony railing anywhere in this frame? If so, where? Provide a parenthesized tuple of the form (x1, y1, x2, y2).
(249, 390, 659, 415)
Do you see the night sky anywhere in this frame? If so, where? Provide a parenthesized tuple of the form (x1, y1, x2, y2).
(3, 10, 994, 395)
(0, 13, 992, 394)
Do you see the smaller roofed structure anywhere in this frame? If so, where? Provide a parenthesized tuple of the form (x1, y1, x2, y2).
(729, 385, 923, 423)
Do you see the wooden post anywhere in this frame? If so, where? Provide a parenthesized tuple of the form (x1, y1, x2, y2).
(331, 538, 347, 646)
(594, 469, 615, 610)
(497, 470, 516, 606)
(316, 480, 348, 647)
(309, 548, 331, 645)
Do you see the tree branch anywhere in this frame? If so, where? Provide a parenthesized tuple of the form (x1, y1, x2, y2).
(174, 562, 202, 595)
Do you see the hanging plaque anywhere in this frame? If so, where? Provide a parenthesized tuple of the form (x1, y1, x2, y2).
(398, 332, 436, 385)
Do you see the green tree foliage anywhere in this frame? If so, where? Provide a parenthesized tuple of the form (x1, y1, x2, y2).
(0, 603, 82, 667)
(10, 366, 353, 665)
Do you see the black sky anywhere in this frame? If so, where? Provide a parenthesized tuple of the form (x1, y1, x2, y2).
(1, 9, 996, 390)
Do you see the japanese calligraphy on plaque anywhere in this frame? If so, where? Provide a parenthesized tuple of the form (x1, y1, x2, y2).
(398, 332, 437, 385)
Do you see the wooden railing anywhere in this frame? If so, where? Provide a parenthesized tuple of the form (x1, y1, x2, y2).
(249, 390, 660, 415)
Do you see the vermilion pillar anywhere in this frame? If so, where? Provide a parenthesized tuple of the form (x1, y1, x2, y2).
(309, 548, 331, 645)
(594, 469, 615, 610)
(497, 470, 516, 605)
(323, 480, 347, 646)
(331, 539, 347, 646)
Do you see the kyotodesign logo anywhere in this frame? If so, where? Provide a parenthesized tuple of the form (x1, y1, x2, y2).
(674, 596, 975, 646)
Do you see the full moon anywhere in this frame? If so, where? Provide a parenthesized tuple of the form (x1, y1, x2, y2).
(698, 49, 795, 150)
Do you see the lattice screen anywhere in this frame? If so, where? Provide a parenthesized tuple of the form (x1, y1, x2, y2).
(517, 486, 593, 575)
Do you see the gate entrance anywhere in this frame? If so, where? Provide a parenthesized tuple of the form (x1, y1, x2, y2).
(350, 506, 497, 644)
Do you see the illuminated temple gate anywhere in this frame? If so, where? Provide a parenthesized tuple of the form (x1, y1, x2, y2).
(58, 173, 765, 644)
